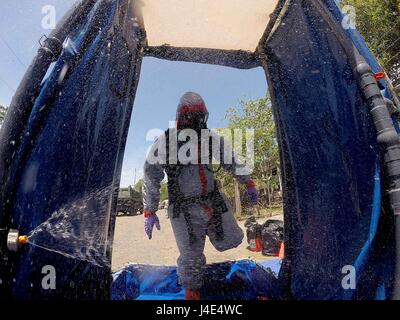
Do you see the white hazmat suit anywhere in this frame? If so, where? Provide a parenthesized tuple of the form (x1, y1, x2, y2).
(143, 92, 253, 290)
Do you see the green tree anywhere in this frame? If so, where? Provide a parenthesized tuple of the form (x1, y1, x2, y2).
(135, 178, 168, 202)
(134, 179, 144, 193)
(342, 0, 400, 84)
(0, 105, 7, 126)
(216, 95, 281, 209)
(160, 181, 169, 202)
(224, 95, 279, 179)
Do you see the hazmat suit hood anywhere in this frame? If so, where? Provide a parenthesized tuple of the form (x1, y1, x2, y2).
(176, 92, 209, 131)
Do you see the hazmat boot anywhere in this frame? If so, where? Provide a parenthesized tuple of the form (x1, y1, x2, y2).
(185, 288, 201, 300)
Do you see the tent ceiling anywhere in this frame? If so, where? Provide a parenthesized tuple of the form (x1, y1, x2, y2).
(138, 0, 279, 51)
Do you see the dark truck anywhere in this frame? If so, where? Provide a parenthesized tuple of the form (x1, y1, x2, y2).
(116, 186, 143, 216)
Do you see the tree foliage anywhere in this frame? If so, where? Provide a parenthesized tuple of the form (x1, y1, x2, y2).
(215, 95, 281, 207)
(159, 181, 168, 202)
(134, 179, 144, 193)
(224, 95, 279, 179)
(134, 178, 168, 202)
(0, 105, 7, 126)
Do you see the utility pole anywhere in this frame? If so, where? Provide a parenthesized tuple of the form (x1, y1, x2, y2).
(234, 180, 242, 217)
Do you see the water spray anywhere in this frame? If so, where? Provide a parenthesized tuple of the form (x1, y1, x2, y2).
(0, 188, 112, 266)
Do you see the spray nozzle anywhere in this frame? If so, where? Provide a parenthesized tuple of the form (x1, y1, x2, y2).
(18, 235, 29, 245)
(7, 229, 28, 252)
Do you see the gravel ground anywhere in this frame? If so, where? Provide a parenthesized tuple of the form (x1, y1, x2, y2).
(111, 209, 283, 271)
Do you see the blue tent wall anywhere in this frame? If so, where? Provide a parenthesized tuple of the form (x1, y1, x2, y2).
(325, 0, 397, 300)
(0, 0, 143, 299)
(259, 0, 396, 299)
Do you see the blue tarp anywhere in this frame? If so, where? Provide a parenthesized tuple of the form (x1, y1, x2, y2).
(111, 259, 281, 300)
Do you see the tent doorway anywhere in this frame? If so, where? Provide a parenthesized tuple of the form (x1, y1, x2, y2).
(111, 56, 282, 272)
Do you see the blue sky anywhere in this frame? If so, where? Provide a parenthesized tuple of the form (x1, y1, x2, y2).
(0, 0, 78, 105)
(0, 1, 268, 187)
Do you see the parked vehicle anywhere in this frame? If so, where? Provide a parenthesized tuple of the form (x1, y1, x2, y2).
(116, 186, 143, 216)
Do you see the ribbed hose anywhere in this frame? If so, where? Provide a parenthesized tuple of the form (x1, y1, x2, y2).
(355, 62, 400, 300)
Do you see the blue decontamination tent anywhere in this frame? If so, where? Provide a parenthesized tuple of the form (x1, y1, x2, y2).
(0, 0, 400, 300)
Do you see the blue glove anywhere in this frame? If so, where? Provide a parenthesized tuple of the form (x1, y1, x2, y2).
(246, 180, 258, 205)
(144, 210, 160, 239)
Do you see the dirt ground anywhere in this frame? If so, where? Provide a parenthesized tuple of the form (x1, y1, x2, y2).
(111, 209, 283, 271)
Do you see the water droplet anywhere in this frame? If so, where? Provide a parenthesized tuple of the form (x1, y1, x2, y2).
(58, 64, 69, 84)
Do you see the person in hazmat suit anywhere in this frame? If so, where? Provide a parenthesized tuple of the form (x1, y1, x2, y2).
(142, 92, 258, 300)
